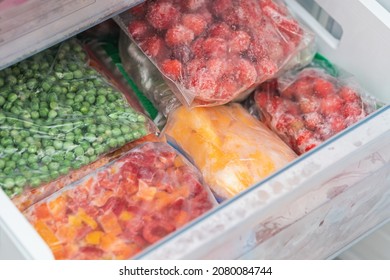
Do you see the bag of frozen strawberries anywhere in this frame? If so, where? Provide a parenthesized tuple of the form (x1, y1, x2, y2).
(117, 0, 315, 107)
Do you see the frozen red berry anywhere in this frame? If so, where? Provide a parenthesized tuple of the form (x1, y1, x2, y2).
(129, 2, 147, 17)
(206, 58, 228, 79)
(165, 25, 195, 47)
(190, 38, 205, 58)
(342, 103, 364, 118)
(320, 94, 344, 114)
(139, 35, 166, 58)
(293, 78, 314, 98)
(327, 113, 347, 133)
(161, 59, 183, 80)
(183, 0, 207, 11)
(146, 2, 180, 30)
(208, 22, 231, 39)
(171, 45, 192, 63)
(255, 91, 272, 108)
(128, 20, 150, 40)
(313, 78, 335, 98)
(296, 129, 320, 154)
(229, 30, 251, 53)
(214, 76, 237, 100)
(211, 0, 233, 18)
(232, 58, 257, 87)
(202, 37, 228, 58)
(255, 58, 277, 78)
(302, 112, 324, 131)
(338, 86, 360, 103)
(299, 96, 321, 114)
(181, 13, 208, 36)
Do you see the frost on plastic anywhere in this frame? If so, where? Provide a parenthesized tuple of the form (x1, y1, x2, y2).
(253, 67, 379, 155)
(119, 0, 315, 107)
(162, 104, 297, 200)
(23, 142, 216, 260)
(0, 39, 155, 207)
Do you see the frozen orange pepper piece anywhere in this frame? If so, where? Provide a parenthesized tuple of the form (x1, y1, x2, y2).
(85, 231, 104, 245)
(78, 208, 98, 229)
(119, 211, 134, 221)
(98, 211, 122, 236)
(34, 220, 59, 247)
(34, 203, 52, 220)
(47, 196, 67, 220)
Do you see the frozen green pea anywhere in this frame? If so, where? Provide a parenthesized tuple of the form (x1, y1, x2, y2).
(117, 136, 126, 146)
(3, 167, 13, 175)
(0, 159, 5, 169)
(27, 146, 37, 154)
(48, 162, 60, 171)
(41, 156, 52, 164)
(45, 146, 56, 155)
(108, 138, 117, 148)
(96, 95, 106, 105)
(15, 176, 27, 188)
(73, 70, 83, 79)
(5, 160, 16, 169)
(3, 178, 15, 189)
(74, 146, 84, 156)
(48, 110, 57, 119)
(30, 177, 41, 188)
(0, 96, 5, 106)
(7, 93, 18, 103)
(53, 140, 63, 150)
(112, 127, 122, 137)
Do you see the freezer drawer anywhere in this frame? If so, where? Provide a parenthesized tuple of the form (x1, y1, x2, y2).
(0, 0, 389, 260)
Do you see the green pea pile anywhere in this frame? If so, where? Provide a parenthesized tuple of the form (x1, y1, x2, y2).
(0, 39, 150, 197)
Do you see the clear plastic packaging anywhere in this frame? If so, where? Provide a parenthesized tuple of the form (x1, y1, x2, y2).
(162, 104, 297, 200)
(253, 67, 380, 155)
(0, 39, 155, 209)
(23, 141, 216, 260)
(118, 0, 314, 107)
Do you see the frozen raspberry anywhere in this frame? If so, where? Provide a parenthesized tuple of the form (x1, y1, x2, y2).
(202, 37, 228, 58)
(302, 112, 324, 131)
(139, 35, 166, 58)
(208, 22, 231, 39)
(128, 20, 150, 41)
(313, 78, 335, 98)
(299, 96, 321, 114)
(146, 2, 180, 30)
(161, 59, 183, 81)
(211, 0, 233, 18)
(232, 58, 257, 88)
(181, 13, 208, 36)
(320, 94, 344, 114)
(338, 86, 360, 103)
(229, 30, 251, 54)
(165, 25, 195, 47)
(183, 0, 207, 11)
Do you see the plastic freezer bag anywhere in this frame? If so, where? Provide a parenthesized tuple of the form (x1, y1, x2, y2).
(162, 104, 297, 200)
(253, 67, 379, 155)
(0, 39, 155, 209)
(23, 141, 216, 260)
(118, 0, 314, 107)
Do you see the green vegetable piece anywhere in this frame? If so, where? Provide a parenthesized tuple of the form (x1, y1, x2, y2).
(3, 178, 15, 189)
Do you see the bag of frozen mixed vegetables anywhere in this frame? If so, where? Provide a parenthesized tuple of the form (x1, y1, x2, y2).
(23, 141, 216, 260)
(0, 38, 156, 210)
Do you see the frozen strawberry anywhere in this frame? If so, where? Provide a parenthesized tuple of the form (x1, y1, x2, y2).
(338, 86, 360, 103)
(238, 0, 264, 28)
(190, 37, 205, 58)
(313, 78, 335, 98)
(161, 59, 183, 80)
(211, 0, 233, 18)
(165, 25, 195, 47)
(282, 99, 300, 115)
(186, 65, 217, 100)
(320, 94, 344, 114)
(139, 35, 166, 58)
(316, 123, 333, 140)
(206, 57, 228, 79)
(247, 38, 268, 62)
(208, 22, 231, 39)
(128, 20, 150, 41)
(181, 13, 208, 36)
(232, 58, 257, 87)
(299, 96, 321, 114)
(229, 30, 251, 54)
(327, 113, 347, 133)
(295, 129, 320, 154)
(198, 7, 214, 24)
(267, 41, 285, 63)
(185, 58, 205, 76)
(255, 91, 272, 108)
(302, 112, 324, 131)
(293, 78, 314, 98)
(342, 103, 364, 118)
(202, 37, 228, 58)
(255, 58, 278, 78)
(171, 45, 192, 63)
(146, 2, 180, 30)
(214, 76, 237, 100)
(259, 0, 288, 15)
(183, 0, 207, 11)
(129, 2, 147, 17)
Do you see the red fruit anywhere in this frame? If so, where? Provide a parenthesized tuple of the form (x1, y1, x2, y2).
(327, 113, 347, 133)
(181, 13, 208, 36)
(198, 7, 214, 24)
(267, 41, 285, 63)
(274, 113, 303, 135)
(214, 76, 237, 100)
(259, 0, 288, 15)
(185, 58, 205, 76)
(302, 112, 324, 131)
(342, 103, 364, 118)
(338, 86, 360, 103)
(320, 94, 344, 114)
(229, 30, 251, 53)
(146, 2, 180, 30)
(187, 66, 217, 100)
(171, 44, 192, 62)
(202, 37, 228, 58)
(232, 58, 257, 87)
(255, 91, 272, 108)
(316, 123, 333, 140)
(295, 129, 320, 154)
(313, 78, 335, 98)
(248, 38, 268, 62)
(211, 0, 233, 18)
(255, 58, 277, 78)
(128, 20, 150, 41)
(206, 57, 228, 79)
(161, 59, 183, 80)
(165, 25, 195, 47)
(129, 2, 147, 17)
(283, 99, 300, 115)
(208, 22, 231, 39)
(183, 0, 207, 11)
(293, 78, 314, 98)
(139, 35, 165, 58)
(299, 96, 321, 114)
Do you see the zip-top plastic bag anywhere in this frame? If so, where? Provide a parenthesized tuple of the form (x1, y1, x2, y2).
(0, 39, 156, 210)
(253, 65, 380, 155)
(162, 104, 297, 200)
(117, 0, 315, 107)
(23, 141, 216, 260)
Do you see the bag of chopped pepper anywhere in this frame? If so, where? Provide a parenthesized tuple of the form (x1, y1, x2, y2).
(162, 104, 297, 200)
(116, 0, 315, 107)
(253, 60, 381, 155)
(23, 141, 216, 260)
(0, 38, 156, 210)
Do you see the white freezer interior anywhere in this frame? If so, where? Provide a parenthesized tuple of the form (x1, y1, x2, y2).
(0, 0, 389, 260)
